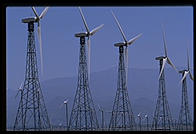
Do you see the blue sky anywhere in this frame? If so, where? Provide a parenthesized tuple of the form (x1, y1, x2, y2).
(6, 6, 193, 90)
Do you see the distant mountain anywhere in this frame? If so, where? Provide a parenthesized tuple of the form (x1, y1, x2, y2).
(6, 67, 194, 128)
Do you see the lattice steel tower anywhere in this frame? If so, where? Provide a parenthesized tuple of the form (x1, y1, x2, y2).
(68, 34, 99, 131)
(152, 57, 174, 131)
(109, 46, 136, 131)
(151, 27, 176, 131)
(178, 70, 193, 130)
(178, 51, 193, 131)
(13, 18, 51, 131)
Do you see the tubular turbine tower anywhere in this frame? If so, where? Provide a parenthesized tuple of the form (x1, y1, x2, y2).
(68, 7, 103, 131)
(13, 7, 51, 131)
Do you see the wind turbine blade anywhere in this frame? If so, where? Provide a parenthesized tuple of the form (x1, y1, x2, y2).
(158, 58, 167, 79)
(189, 71, 194, 81)
(187, 48, 190, 71)
(78, 7, 90, 33)
(161, 25, 168, 57)
(127, 33, 142, 45)
(38, 25, 44, 75)
(125, 46, 128, 83)
(88, 37, 91, 81)
(180, 71, 189, 83)
(59, 103, 64, 109)
(98, 104, 101, 110)
(39, 7, 49, 19)
(19, 82, 23, 90)
(32, 7, 39, 19)
(167, 57, 177, 72)
(111, 10, 127, 42)
(15, 83, 23, 99)
(186, 48, 193, 80)
(90, 24, 104, 36)
(15, 91, 20, 99)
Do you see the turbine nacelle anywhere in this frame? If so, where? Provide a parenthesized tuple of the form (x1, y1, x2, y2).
(75, 32, 88, 38)
(30, 7, 49, 76)
(114, 42, 126, 47)
(156, 26, 177, 80)
(22, 17, 38, 23)
(155, 56, 167, 60)
(64, 99, 69, 104)
(157, 55, 177, 80)
(179, 49, 194, 82)
(179, 69, 188, 73)
(78, 7, 104, 81)
(111, 10, 142, 85)
(179, 70, 193, 82)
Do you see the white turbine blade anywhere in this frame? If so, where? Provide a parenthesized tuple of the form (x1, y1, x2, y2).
(88, 37, 91, 81)
(187, 48, 190, 71)
(39, 7, 49, 19)
(64, 99, 69, 104)
(15, 83, 23, 99)
(189, 71, 194, 81)
(180, 71, 189, 83)
(161, 25, 168, 57)
(19, 82, 23, 90)
(125, 46, 128, 83)
(167, 57, 177, 72)
(98, 104, 101, 110)
(111, 10, 127, 42)
(64, 99, 69, 103)
(32, 7, 39, 19)
(78, 7, 90, 33)
(38, 25, 44, 75)
(186, 48, 193, 81)
(158, 58, 167, 79)
(15, 91, 20, 99)
(127, 33, 142, 45)
(90, 24, 104, 36)
(59, 103, 64, 109)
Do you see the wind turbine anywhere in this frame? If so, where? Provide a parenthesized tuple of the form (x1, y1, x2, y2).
(64, 99, 69, 130)
(179, 49, 194, 83)
(111, 10, 142, 82)
(78, 7, 104, 80)
(58, 98, 69, 130)
(152, 26, 177, 130)
(145, 114, 149, 131)
(178, 49, 193, 131)
(15, 82, 23, 99)
(98, 104, 105, 130)
(31, 6, 49, 75)
(137, 112, 142, 131)
(158, 26, 177, 79)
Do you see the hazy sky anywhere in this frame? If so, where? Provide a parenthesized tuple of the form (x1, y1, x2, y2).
(6, 6, 193, 90)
